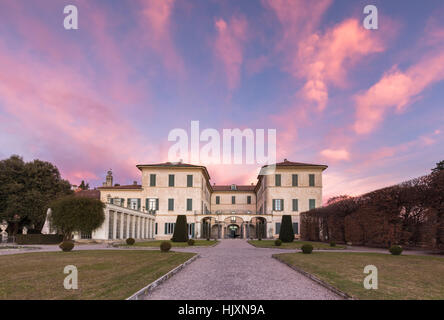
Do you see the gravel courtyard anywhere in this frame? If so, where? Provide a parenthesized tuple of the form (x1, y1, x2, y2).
(144, 239, 340, 300)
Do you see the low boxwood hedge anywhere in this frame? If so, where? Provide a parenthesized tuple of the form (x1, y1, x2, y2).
(15, 234, 64, 245)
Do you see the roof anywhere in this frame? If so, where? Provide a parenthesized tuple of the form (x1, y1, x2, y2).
(261, 160, 328, 169)
(73, 189, 101, 199)
(98, 184, 142, 190)
(136, 162, 211, 181)
(212, 185, 256, 192)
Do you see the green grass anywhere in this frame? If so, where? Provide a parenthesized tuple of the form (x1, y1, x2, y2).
(248, 240, 346, 250)
(0, 250, 195, 300)
(274, 252, 444, 299)
(123, 240, 218, 247)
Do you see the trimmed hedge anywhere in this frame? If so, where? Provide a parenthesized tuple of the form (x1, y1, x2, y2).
(172, 215, 188, 242)
(279, 215, 295, 242)
(301, 244, 313, 254)
(126, 238, 135, 245)
(59, 241, 74, 252)
(187, 239, 195, 246)
(274, 239, 282, 246)
(160, 241, 172, 252)
(15, 234, 63, 245)
(389, 245, 403, 255)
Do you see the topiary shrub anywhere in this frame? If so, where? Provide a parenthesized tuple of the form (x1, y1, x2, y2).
(206, 238, 210, 241)
(279, 215, 295, 242)
(171, 215, 188, 242)
(330, 241, 336, 247)
(59, 241, 75, 252)
(160, 241, 172, 252)
(274, 239, 282, 246)
(188, 239, 195, 246)
(301, 244, 313, 254)
(389, 245, 403, 255)
(126, 238, 135, 245)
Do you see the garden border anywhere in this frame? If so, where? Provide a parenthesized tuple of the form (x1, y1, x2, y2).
(126, 253, 200, 300)
(272, 254, 354, 300)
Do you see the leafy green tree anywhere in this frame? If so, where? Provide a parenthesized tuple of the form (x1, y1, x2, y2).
(49, 196, 105, 240)
(0, 155, 72, 233)
(171, 215, 188, 242)
(79, 180, 90, 190)
(279, 215, 295, 242)
(432, 160, 444, 173)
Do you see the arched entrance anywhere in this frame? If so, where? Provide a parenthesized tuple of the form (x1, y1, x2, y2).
(227, 224, 240, 238)
(223, 216, 244, 239)
(250, 217, 267, 239)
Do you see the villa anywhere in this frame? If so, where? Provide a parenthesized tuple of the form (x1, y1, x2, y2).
(69, 159, 327, 241)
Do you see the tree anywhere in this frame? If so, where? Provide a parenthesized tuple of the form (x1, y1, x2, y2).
(79, 180, 90, 190)
(432, 161, 444, 173)
(0, 155, 72, 233)
(279, 215, 294, 242)
(171, 215, 188, 242)
(49, 196, 105, 240)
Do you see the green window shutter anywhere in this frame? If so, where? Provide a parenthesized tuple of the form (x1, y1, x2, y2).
(232, 196, 235, 204)
(272, 199, 276, 211)
(164, 223, 167, 234)
(156, 198, 159, 210)
(216, 196, 220, 204)
(137, 199, 141, 210)
(155, 223, 158, 234)
(309, 199, 316, 210)
(293, 223, 299, 235)
(281, 199, 284, 211)
(292, 174, 298, 186)
(187, 199, 192, 211)
(309, 174, 315, 187)
(247, 196, 251, 204)
(127, 198, 131, 208)
(275, 223, 281, 234)
(187, 175, 193, 187)
(150, 174, 156, 186)
(169, 174, 175, 187)
(275, 174, 281, 186)
(110, 198, 114, 204)
(292, 199, 298, 211)
(146, 198, 149, 210)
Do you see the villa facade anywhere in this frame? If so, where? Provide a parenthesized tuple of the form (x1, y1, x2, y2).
(78, 160, 327, 241)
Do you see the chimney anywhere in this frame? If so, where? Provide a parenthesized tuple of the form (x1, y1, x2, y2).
(133, 181, 138, 185)
(284, 158, 288, 162)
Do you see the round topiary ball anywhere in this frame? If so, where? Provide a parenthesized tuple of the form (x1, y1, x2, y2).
(59, 241, 75, 252)
(274, 239, 282, 246)
(160, 241, 172, 252)
(126, 238, 135, 245)
(188, 239, 195, 246)
(301, 244, 313, 254)
(389, 245, 403, 255)
(330, 241, 336, 247)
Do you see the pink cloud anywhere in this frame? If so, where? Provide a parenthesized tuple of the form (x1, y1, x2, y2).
(320, 148, 351, 162)
(213, 16, 248, 90)
(138, 0, 185, 74)
(354, 50, 444, 134)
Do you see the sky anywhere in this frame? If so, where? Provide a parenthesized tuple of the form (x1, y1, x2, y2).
(0, 0, 443, 202)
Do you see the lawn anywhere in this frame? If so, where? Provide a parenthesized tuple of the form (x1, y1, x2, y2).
(274, 252, 444, 299)
(248, 240, 346, 250)
(0, 250, 195, 300)
(124, 240, 218, 247)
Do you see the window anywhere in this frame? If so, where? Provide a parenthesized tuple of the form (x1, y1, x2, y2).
(275, 174, 281, 186)
(230, 184, 237, 190)
(186, 199, 193, 211)
(232, 196, 236, 204)
(108, 212, 114, 240)
(216, 196, 220, 204)
(247, 196, 251, 204)
(164, 223, 175, 234)
(309, 199, 316, 210)
(146, 198, 158, 211)
(309, 174, 315, 187)
(292, 174, 298, 187)
(231, 216, 236, 223)
(149, 174, 156, 186)
(123, 214, 127, 239)
(155, 223, 158, 235)
(169, 174, 175, 187)
(188, 223, 195, 238)
(275, 223, 281, 234)
(81, 231, 92, 239)
(128, 198, 140, 210)
(168, 198, 174, 211)
(116, 213, 121, 239)
(187, 175, 193, 187)
(273, 199, 284, 211)
(292, 199, 299, 212)
(293, 223, 299, 235)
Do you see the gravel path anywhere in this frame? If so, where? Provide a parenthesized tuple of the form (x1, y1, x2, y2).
(144, 239, 340, 300)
